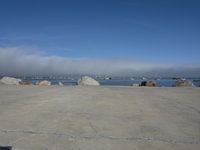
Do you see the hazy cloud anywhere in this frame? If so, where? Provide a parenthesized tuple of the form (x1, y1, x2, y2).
(0, 47, 199, 77)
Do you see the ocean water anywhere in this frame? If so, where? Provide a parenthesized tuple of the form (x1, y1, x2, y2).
(25, 77, 200, 87)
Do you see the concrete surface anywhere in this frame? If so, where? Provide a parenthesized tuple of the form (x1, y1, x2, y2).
(0, 85, 200, 150)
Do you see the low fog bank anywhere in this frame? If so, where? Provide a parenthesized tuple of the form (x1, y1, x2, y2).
(0, 47, 200, 77)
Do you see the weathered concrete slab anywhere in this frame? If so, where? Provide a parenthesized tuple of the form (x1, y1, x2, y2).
(0, 85, 200, 149)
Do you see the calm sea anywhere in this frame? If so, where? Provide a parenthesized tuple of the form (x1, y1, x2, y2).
(25, 77, 200, 87)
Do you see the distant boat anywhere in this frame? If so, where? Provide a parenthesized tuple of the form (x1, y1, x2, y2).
(142, 77, 147, 80)
(130, 78, 135, 80)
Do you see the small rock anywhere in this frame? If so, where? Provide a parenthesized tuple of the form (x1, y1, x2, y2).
(140, 80, 156, 87)
(20, 80, 33, 85)
(132, 83, 139, 87)
(58, 82, 64, 86)
(36, 80, 51, 86)
(77, 76, 100, 86)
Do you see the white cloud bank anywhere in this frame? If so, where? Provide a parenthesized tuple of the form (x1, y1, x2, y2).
(0, 47, 199, 77)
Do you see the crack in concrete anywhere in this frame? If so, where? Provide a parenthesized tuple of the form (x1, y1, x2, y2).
(1, 128, 199, 145)
(85, 115, 98, 135)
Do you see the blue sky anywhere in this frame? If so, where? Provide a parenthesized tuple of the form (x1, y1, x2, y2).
(0, 0, 200, 76)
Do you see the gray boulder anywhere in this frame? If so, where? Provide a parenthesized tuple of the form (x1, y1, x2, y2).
(36, 80, 51, 86)
(0, 76, 22, 85)
(174, 79, 194, 87)
(77, 76, 100, 86)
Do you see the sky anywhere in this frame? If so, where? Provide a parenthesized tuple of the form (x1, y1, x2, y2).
(0, 0, 200, 76)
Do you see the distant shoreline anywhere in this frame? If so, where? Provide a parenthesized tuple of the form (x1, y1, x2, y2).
(1, 76, 200, 87)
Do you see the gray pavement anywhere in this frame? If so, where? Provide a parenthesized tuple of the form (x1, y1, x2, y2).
(0, 85, 200, 150)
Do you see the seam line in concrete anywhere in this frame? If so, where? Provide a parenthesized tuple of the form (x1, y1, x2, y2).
(1, 129, 199, 145)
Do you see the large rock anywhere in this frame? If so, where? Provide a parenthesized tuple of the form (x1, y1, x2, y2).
(174, 79, 194, 87)
(140, 80, 156, 87)
(77, 76, 100, 86)
(36, 80, 51, 86)
(0, 76, 22, 85)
